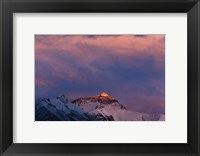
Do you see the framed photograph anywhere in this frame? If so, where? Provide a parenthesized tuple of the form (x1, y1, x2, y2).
(0, 0, 200, 155)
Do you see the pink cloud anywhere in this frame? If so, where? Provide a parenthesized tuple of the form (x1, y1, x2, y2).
(35, 35, 165, 62)
(35, 35, 165, 79)
(36, 79, 51, 88)
(150, 80, 165, 95)
(35, 35, 165, 114)
(127, 94, 165, 114)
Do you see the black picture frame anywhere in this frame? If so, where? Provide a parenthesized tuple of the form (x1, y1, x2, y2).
(0, 0, 200, 155)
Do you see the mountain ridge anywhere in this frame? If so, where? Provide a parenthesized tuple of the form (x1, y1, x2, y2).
(35, 92, 165, 121)
(71, 92, 127, 110)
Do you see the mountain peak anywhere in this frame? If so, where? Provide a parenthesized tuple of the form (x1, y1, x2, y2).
(71, 92, 127, 111)
(99, 92, 111, 97)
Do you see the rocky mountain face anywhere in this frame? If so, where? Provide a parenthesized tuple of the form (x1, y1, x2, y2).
(35, 92, 165, 121)
(71, 92, 127, 111)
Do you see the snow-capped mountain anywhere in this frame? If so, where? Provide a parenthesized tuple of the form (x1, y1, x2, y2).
(72, 92, 164, 121)
(71, 92, 127, 112)
(35, 94, 114, 121)
(35, 92, 165, 121)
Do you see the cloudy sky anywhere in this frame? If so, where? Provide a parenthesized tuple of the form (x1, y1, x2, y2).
(35, 35, 165, 114)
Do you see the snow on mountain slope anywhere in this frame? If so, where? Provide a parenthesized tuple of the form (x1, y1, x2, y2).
(71, 92, 126, 111)
(35, 92, 164, 121)
(93, 104, 142, 121)
(71, 92, 165, 121)
(35, 94, 114, 121)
